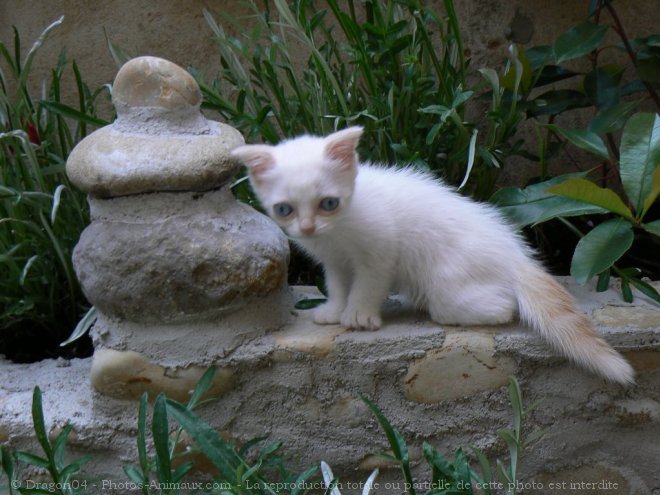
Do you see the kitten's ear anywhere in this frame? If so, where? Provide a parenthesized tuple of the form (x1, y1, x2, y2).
(324, 126, 363, 171)
(232, 145, 275, 181)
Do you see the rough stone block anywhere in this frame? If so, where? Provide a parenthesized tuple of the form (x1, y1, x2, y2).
(404, 330, 516, 403)
(90, 349, 234, 402)
(73, 189, 289, 322)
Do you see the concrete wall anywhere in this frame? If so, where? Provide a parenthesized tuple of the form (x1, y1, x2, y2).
(2, 1, 656, 94)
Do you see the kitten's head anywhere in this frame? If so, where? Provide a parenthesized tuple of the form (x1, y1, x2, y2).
(232, 127, 363, 238)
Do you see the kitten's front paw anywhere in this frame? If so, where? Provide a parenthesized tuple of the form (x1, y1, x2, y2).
(340, 308, 382, 331)
(313, 303, 343, 325)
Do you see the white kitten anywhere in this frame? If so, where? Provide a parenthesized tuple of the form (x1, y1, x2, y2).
(232, 127, 634, 385)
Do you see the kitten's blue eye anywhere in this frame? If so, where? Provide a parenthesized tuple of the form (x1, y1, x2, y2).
(319, 197, 340, 212)
(273, 203, 294, 217)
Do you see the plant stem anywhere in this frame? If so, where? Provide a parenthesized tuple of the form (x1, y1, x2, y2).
(604, 2, 660, 111)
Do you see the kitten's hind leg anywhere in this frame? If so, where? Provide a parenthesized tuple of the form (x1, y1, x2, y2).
(428, 283, 517, 326)
(313, 261, 350, 325)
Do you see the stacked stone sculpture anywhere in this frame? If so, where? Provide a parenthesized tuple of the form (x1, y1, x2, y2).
(66, 56, 290, 400)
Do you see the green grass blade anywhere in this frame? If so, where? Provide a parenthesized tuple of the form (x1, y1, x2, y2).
(458, 129, 478, 190)
(39, 100, 109, 127)
(50, 184, 65, 225)
(165, 399, 244, 481)
(186, 367, 217, 410)
(14, 451, 49, 469)
(136, 392, 150, 490)
(361, 395, 415, 495)
(17, 17, 64, 94)
(51, 423, 72, 470)
(19, 255, 38, 286)
(152, 394, 173, 486)
(31, 387, 52, 458)
(59, 306, 96, 347)
(103, 27, 133, 68)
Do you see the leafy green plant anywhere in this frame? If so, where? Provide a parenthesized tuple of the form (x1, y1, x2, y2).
(124, 367, 319, 494)
(195, 0, 519, 198)
(0, 18, 109, 357)
(360, 376, 543, 495)
(493, 112, 660, 303)
(479, 0, 659, 179)
(0, 387, 88, 495)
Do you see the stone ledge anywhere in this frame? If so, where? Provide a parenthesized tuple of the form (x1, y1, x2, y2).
(1, 278, 658, 494)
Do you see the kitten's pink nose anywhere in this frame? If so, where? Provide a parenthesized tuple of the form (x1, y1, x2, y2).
(300, 219, 316, 236)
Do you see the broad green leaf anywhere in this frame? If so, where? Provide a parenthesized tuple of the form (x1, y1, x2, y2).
(552, 22, 609, 64)
(571, 219, 634, 284)
(533, 199, 608, 225)
(641, 164, 660, 219)
(526, 89, 589, 117)
(619, 113, 660, 214)
(642, 219, 660, 237)
(526, 45, 553, 69)
(534, 65, 580, 87)
(547, 177, 634, 220)
(636, 49, 660, 82)
(545, 125, 610, 159)
(583, 65, 624, 109)
(491, 173, 607, 227)
(588, 100, 640, 134)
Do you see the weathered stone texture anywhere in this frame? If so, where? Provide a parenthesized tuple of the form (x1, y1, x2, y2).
(73, 190, 289, 322)
(66, 57, 245, 197)
(404, 330, 516, 403)
(90, 349, 234, 402)
(1, 280, 660, 493)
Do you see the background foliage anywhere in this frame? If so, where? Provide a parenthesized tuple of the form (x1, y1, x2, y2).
(0, 18, 108, 361)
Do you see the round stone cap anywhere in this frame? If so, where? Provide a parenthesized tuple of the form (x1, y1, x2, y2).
(66, 56, 245, 197)
(112, 56, 202, 114)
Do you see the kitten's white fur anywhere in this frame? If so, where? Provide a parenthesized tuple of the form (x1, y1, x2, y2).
(233, 127, 635, 385)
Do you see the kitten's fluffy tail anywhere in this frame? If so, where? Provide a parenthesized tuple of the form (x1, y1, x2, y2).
(515, 263, 634, 385)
